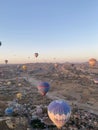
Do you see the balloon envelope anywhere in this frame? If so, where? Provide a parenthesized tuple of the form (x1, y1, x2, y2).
(16, 93, 22, 99)
(94, 78, 98, 84)
(89, 58, 97, 67)
(48, 100, 71, 129)
(22, 65, 27, 71)
(34, 53, 38, 58)
(37, 82, 50, 96)
(5, 107, 13, 116)
(5, 60, 8, 64)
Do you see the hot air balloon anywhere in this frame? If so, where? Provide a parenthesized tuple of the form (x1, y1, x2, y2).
(5, 107, 13, 116)
(18, 83, 22, 87)
(48, 100, 71, 129)
(5, 60, 8, 64)
(16, 93, 22, 100)
(93, 78, 98, 84)
(7, 81, 11, 86)
(22, 65, 27, 71)
(89, 58, 97, 67)
(37, 82, 50, 96)
(34, 53, 38, 58)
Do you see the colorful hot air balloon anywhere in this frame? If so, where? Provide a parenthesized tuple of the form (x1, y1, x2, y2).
(5, 107, 13, 116)
(48, 100, 71, 129)
(22, 65, 27, 71)
(34, 53, 38, 58)
(37, 82, 50, 96)
(89, 58, 97, 67)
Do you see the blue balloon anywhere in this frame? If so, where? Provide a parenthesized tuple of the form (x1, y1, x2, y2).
(5, 107, 13, 116)
(48, 100, 71, 129)
(37, 82, 50, 96)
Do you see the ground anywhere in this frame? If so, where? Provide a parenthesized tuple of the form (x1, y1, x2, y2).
(0, 63, 98, 129)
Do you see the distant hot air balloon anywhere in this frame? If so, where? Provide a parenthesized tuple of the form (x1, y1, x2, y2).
(7, 81, 11, 86)
(5, 60, 8, 64)
(37, 82, 50, 96)
(89, 58, 97, 67)
(18, 83, 22, 87)
(93, 78, 98, 84)
(34, 53, 38, 58)
(22, 65, 27, 71)
(5, 107, 13, 116)
(48, 100, 71, 129)
(16, 93, 22, 100)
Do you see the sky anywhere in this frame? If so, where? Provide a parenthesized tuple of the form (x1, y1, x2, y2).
(0, 0, 98, 64)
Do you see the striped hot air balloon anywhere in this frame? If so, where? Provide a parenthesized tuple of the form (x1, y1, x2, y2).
(37, 82, 50, 96)
(48, 100, 71, 129)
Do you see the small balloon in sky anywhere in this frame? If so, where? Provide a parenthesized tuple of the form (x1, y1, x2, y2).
(5, 60, 8, 64)
(34, 53, 39, 58)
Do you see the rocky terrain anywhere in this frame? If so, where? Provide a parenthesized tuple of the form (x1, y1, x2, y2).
(0, 63, 98, 130)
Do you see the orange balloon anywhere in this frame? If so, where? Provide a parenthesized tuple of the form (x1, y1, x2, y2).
(22, 65, 27, 70)
(89, 58, 97, 67)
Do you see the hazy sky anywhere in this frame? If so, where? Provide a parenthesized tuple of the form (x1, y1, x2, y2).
(0, 0, 98, 64)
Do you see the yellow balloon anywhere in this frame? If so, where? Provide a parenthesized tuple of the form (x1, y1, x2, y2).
(89, 58, 97, 67)
(22, 65, 27, 70)
(16, 93, 22, 99)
